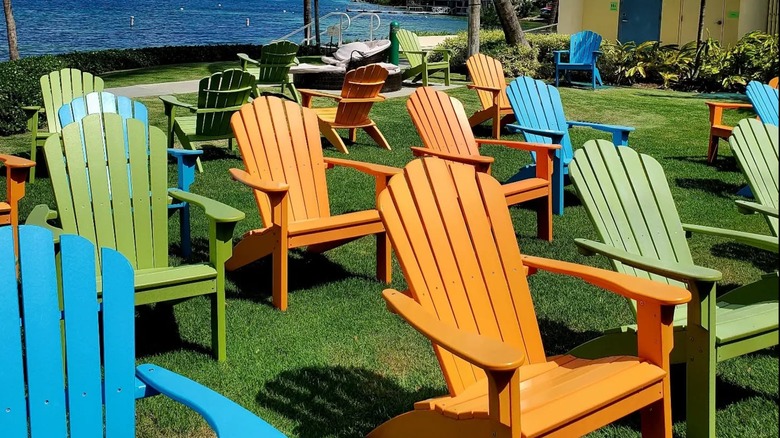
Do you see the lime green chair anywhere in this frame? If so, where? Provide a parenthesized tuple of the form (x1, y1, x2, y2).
(396, 29, 450, 86)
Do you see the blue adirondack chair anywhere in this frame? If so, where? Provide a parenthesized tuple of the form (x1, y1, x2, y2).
(555, 30, 603, 89)
(57, 91, 202, 257)
(505, 76, 635, 215)
(0, 225, 286, 437)
(747, 81, 779, 126)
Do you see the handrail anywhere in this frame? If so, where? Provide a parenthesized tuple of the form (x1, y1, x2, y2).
(349, 13, 381, 40)
(524, 22, 558, 34)
(273, 12, 351, 46)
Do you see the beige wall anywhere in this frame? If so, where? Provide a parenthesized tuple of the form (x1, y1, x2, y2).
(580, 0, 620, 40)
(660, 0, 682, 44)
(558, 0, 584, 35)
(739, 0, 769, 37)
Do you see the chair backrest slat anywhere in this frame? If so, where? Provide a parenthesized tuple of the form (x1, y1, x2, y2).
(466, 54, 509, 110)
(746, 81, 779, 126)
(41, 68, 105, 133)
(232, 97, 331, 224)
(59, 91, 150, 134)
(256, 40, 299, 83)
(396, 29, 423, 67)
(570, 30, 601, 65)
(335, 64, 387, 126)
(378, 158, 546, 396)
(197, 69, 254, 138)
(407, 87, 479, 157)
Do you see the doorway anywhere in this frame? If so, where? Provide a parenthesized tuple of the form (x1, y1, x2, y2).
(617, 0, 663, 43)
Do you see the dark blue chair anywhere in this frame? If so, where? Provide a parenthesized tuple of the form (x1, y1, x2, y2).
(555, 30, 603, 89)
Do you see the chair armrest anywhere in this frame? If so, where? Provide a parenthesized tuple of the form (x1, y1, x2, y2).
(736, 200, 779, 218)
(167, 148, 203, 158)
(237, 52, 258, 69)
(382, 290, 525, 371)
(683, 223, 779, 253)
(505, 123, 566, 143)
(24, 204, 64, 243)
(323, 157, 401, 178)
(160, 95, 197, 113)
(340, 96, 385, 104)
(168, 189, 245, 224)
(522, 254, 692, 306)
(229, 168, 289, 194)
(553, 50, 569, 63)
(22, 106, 43, 134)
(298, 89, 341, 100)
(567, 120, 635, 133)
(574, 238, 722, 282)
(467, 84, 502, 94)
(410, 147, 493, 173)
(704, 101, 752, 110)
(475, 139, 561, 154)
(0, 154, 36, 169)
(135, 364, 285, 438)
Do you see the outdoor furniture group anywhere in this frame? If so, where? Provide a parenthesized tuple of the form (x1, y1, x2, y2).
(2, 39, 777, 437)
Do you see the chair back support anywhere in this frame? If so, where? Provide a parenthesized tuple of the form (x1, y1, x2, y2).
(43, 113, 169, 269)
(255, 40, 299, 84)
(506, 76, 573, 164)
(58, 91, 148, 130)
(407, 87, 479, 156)
(196, 69, 255, 137)
(334, 64, 388, 126)
(465, 53, 509, 111)
(769, 77, 779, 88)
(377, 157, 546, 396)
(0, 225, 135, 437)
(729, 119, 779, 235)
(40, 68, 105, 134)
(570, 140, 692, 292)
(231, 97, 331, 224)
(569, 30, 602, 65)
(0, 155, 33, 230)
(746, 81, 779, 126)
(396, 29, 424, 67)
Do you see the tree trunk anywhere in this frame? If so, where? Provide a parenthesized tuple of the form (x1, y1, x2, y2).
(467, 0, 481, 59)
(314, 0, 320, 46)
(303, 0, 312, 44)
(692, 0, 707, 79)
(493, 0, 529, 47)
(3, 0, 19, 61)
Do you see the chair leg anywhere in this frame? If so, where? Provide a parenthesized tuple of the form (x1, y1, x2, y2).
(211, 283, 227, 361)
(444, 66, 451, 86)
(174, 125, 204, 173)
(685, 281, 717, 438)
(707, 135, 719, 164)
(180, 203, 192, 258)
(287, 83, 301, 104)
(537, 195, 553, 241)
(348, 128, 358, 143)
(492, 106, 501, 139)
(555, 68, 560, 88)
(376, 231, 392, 283)
(29, 140, 37, 183)
(640, 397, 672, 437)
(272, 242, 289, 311)
(422, 68, 429, 87)
(552, 158, 565, 216)
(363, 125, 391, 151)
(592, 69, 597, 89)
(320, 124, 350, 154)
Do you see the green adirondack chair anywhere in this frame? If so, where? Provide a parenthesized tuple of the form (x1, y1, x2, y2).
(22, 68, 104, 183)
(238, 40, 300, 103)
(160, 69, 255, 173)
(26, 113, 245, 362)
(568, 140, 779, 438)
(396, 29, 451, 86)
(730, 119, 779, 236)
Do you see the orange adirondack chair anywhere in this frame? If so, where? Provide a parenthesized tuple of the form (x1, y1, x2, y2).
(299, 64, 391, 154)
(1, 154, 35, 251)
(466, 53, 515, 139)
(704, 76, 779, 163)
(369, 157, 691, 438)
(406, 87, 559, 241)
(227, 96, 397, 311)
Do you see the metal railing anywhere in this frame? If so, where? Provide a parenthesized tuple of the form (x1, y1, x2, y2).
(273, 12, 351, 46)
(525, 23, 558, 34)
(349, 13, 382, 41)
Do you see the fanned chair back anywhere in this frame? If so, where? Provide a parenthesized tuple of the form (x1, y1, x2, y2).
(58, 91, 149, 130)
(406, 87, 479, 157)
(254, 40, 299, 85)
(231, 97, 330, 225)
(465, 53, 509, 112)
(569, 140, 692, 301)
(334, 64, 388, 126)
(40, 68, 105, 134)
(729, 119, 779, 235)
(506, 76, 574, 165)
(43, 113, 169, 269)
(569, 31, 602, 64)
(195, 69, 255, 138)
(395, 29, 424, 68)
(746, 81, 779, 126)
(377, 157, 546, 396)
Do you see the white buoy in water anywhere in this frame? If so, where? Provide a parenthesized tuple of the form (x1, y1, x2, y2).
(180, 7, 184, 11)
(246, 18, 250, 26)
(130, 15, 134, 26)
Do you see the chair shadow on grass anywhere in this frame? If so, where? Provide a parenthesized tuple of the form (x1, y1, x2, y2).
(675, 177, 744, 198)
(667, 154, 741, 174)
(711, 241, 779, 273)
(134, 302, 213, 358)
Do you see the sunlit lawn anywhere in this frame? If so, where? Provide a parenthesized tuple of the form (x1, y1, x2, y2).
(0, 64, 776, 437)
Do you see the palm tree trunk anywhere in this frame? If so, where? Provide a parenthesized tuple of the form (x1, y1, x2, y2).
(303, 0, 312, 44)
(493, 0, 529, 47)
(549, 0, 558, 25)
(314, 0, 320, 46)
(3, 0, 19, 61)
(467, 0, 481, 58)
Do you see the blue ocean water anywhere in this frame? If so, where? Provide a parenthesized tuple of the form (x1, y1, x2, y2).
(0, 0, 467, 60)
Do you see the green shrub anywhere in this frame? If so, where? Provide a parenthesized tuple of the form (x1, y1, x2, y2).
(528, 33, 570, 78)
(435, 29, 541, 77)
(0, 55, 66, 135)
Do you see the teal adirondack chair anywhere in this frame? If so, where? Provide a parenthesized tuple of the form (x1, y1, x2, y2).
(57, 91, 202, 257)
(746, 81, 779, 126)
(554, 30, 603, 89)
(22, 68, 104, 183)
(160, 69, 255, 173)
(505, 76, 635, 215)
(0, 225, 285, 437)
(569, 140, 779, 438)
(26, 113, 245, 362)
(730, 119, 779, 236)
(396, 29, 451, 86)
(238, 40, 300, 103)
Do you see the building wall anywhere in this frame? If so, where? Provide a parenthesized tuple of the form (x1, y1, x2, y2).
(580, 0, 620, 40)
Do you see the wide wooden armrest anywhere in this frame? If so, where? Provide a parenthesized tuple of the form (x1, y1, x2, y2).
(167, 148, 203, 158)
(410, 147, 494, 171)
(683, 223, 779, 253)
(521, 254, 692, 306)
(736, 200, 779, 218)
(704, 101, 752, 110)
(574, 238, 722, 282)
(237, 52, 258, 65)
(21, 105, 43, 114)
(400, 50, 430, 55)
(476, 139, 561, 154)
(505, 123, 566, 141)
(159, 95, 197, 111)
(168, 189, 245, 223)
(323, 157, 401, 178)
(341, 96, 385, 104)
(298, 89, 342, 101)
(467, 84, 502, 94)
(136, 364, 285, 438)
(553, 50, 570, 54)
(382, 290, 525, 371)
(567, 120, 635, 133)
(25, 204, 64, 243)
(229, 168, 289, 194)
(194, 105, 245, 114)
(0, 154, 36, 168)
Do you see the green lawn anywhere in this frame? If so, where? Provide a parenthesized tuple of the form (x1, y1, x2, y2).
(0, 66, 777, 438)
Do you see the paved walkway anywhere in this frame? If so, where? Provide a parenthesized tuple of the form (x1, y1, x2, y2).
(105, 35, 458, 98)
